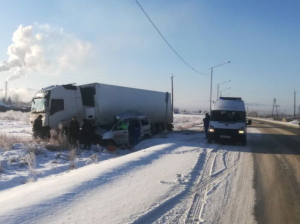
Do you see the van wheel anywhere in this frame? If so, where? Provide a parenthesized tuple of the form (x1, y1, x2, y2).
(241, 139, 247, 146)
(207, 138, 212, 143)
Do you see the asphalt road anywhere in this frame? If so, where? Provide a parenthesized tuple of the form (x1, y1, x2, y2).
(250, 120, 300, 224)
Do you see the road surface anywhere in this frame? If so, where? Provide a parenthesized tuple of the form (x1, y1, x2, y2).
(251, 120, 300, 224)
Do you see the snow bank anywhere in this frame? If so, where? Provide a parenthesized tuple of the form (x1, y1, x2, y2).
(251, 117, 300, 129)
(290, 120, 299, 125)
(173, 114, 204, 130)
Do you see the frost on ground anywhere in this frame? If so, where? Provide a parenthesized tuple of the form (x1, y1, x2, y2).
(0, 112, 126, 191)
(173, 114, 204, 131)
(0, 113, 204, 192)
(0, 111, 30, 124)
(0, 113, 256, 224)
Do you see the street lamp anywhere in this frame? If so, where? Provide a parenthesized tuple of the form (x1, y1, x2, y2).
(210, 61, 230, 114)
(220, 87, 231, 97)
(222, 93, 230, 97)
(217, 80, 231, 99)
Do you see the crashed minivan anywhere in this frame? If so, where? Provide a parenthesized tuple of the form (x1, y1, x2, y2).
(208, 97, 251, 145)
(102, 110, 152, 146)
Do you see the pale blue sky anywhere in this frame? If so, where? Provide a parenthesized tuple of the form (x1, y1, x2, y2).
(0, 0, 299, 113)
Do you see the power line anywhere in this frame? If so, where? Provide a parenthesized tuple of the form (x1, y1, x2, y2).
(135, 0, 208, 76)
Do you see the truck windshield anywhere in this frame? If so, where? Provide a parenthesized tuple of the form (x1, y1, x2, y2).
(211, 110, 246, 122)
(31, 98, 48, 113)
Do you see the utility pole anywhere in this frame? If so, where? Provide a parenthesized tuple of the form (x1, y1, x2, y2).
(294, 91, 296, 117)
(210, 68, 213, 114)
(171, 74, 174, 113)
(209, 61, 230, 114)
(272, 98, 279, 117)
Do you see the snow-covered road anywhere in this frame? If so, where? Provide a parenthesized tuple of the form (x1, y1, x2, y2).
(0, 114, 256, 224)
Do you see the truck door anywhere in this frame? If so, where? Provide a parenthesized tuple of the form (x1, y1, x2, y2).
(113, 120, 129, 145)
(48, 86, 79, 129)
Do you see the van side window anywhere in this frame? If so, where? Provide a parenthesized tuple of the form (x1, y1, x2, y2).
(50, 99, 64, 115)
(141, 118, 149, 126)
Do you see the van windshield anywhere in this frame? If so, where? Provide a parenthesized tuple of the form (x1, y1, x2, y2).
(211, 110, 246, 122)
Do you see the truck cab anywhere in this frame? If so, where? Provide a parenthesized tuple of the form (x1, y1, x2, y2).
(30, 84, 84, 133)
(208, 97, 250, 145)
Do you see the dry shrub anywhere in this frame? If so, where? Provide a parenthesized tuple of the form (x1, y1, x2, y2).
(86, 153, 98, 165)
(0, 111, 30, 124)
(27, 143, 46, 155)
(25, 150, 36, 182)
(0, 133, 30, 150)
(69, 148, 77, 170)
(44, 127, 71, 151)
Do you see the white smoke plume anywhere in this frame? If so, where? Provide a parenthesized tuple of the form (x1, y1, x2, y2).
(0, 24, 92, 81)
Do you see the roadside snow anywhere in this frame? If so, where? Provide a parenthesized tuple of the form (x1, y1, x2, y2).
(251, 117, 300, 129)
(0, 113, 256, 224)
(173, 114, 204, 131)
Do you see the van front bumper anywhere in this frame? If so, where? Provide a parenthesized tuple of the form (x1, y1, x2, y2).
(208, 128, 246, 141)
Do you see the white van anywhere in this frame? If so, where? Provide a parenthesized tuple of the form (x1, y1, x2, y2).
(208, 97, 251, 145)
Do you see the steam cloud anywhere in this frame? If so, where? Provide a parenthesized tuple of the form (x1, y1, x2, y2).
(0, 24, 92, 81)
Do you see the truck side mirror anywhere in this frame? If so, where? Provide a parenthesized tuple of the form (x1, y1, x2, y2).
(247, 119, 252, 126)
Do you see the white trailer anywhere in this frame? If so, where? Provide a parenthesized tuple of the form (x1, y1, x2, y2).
(30, 83, 173, 135)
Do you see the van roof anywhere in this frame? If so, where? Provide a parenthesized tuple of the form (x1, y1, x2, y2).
(213, 98, 245, 112)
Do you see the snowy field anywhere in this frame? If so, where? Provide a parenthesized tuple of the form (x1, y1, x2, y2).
(0, 113, 256, 224)
(0, 112, 138, 191)
(173, 114, 204, 131)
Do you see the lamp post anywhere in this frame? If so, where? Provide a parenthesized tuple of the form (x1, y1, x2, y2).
(220, 87, 231, 97)
(217, 80, 231, 99)
(210, 61, 230, 114)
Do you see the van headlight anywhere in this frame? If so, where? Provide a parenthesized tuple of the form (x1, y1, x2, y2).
(209, 125, 215, 132)
(238, 128, 245, 134)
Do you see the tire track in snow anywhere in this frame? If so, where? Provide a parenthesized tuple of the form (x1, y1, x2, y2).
(133, 143, 239, 224)
(185, 153, 216, 223)
(132, 148, 207, 224)
(184, 149, 240, 223)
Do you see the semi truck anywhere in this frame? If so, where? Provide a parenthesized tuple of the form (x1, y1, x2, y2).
(30, 83, 173, 136)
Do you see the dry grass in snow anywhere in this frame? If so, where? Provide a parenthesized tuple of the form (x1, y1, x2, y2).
(0, 134, 31, 150)
(0, 111, 30, 124)
(173, 114, 204, 130)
